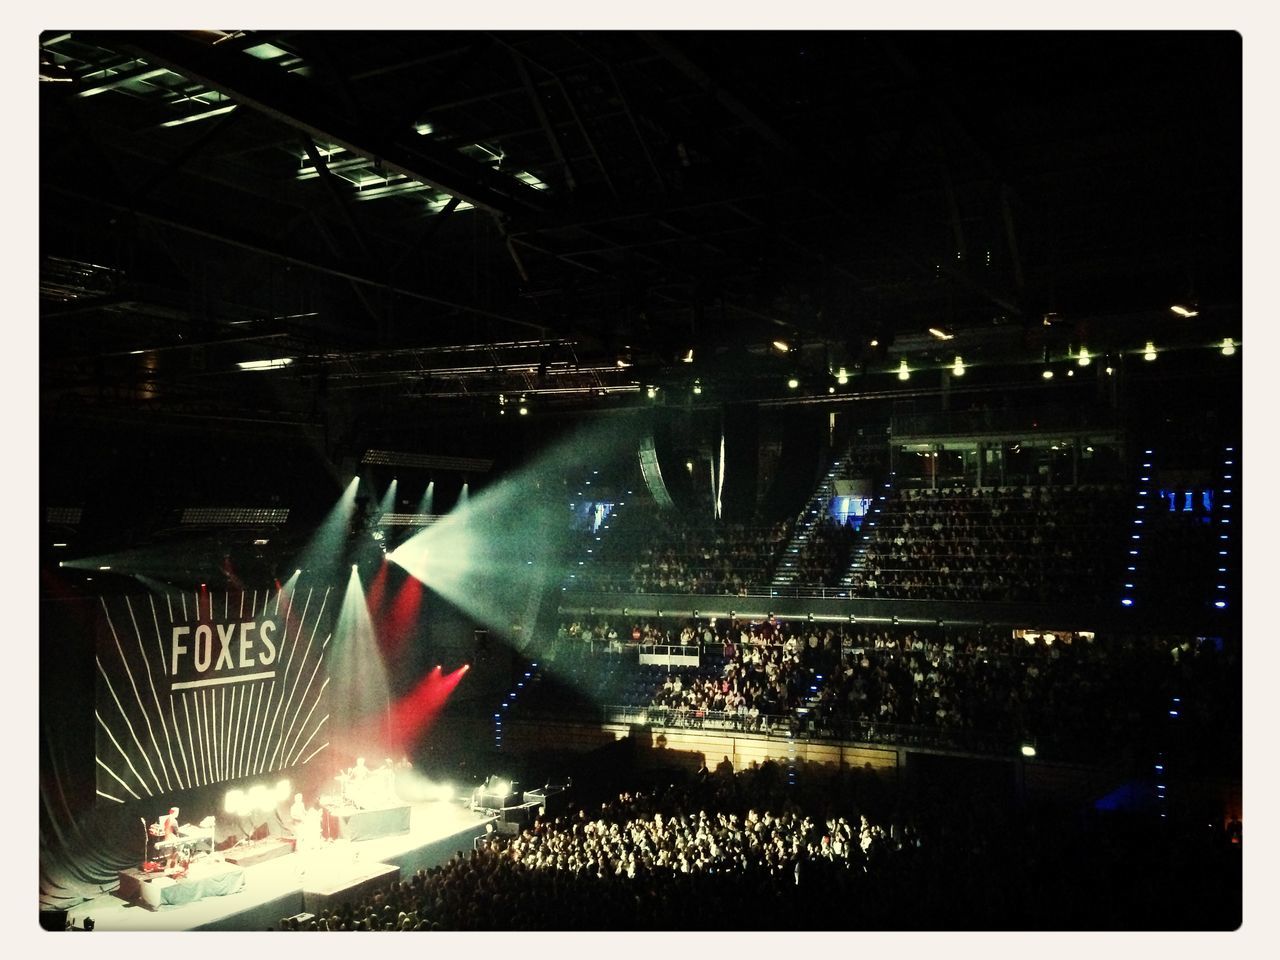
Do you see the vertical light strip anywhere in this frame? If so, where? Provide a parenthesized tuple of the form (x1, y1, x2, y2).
(274, 583, 282, 615)
(180, 593, 187, 620)
(232, 683, 250, 778)
(291, 718, 329, 769)
(261, 588, 313, 771)
(240, 591, 246, 619)
(94, 658, 161, 795)
(125, 597, 179, 790)
(153, 595, 193, 787)
(166, 593, 174, 623)
(192, 689, 206, 786)
(247, 681, 268, 777)
(94, 709, 150, 797)
(216, 686, 226, 781)
(271, 588, 329, 769)
(283, 664, 330, 767)
(299, 739, 329, 767)
(717, 432, 726, 520)
(199, 688, 214, 786)
(181, 693, 200, 786)
(252, 589, 259, 619)
(99, 601, 167, 792)
(224, 591, 228, 620)
(96, 790, 126, 804)
(95, 756, 141, 801)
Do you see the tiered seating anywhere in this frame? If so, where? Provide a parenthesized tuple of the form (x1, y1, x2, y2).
(571, 504, 793, 594)
(851, 485, 1127, 602)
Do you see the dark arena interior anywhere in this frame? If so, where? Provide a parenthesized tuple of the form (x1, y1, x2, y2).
(37, 28, 1244, 933)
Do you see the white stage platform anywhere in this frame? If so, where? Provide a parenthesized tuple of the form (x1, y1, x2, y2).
(67, 800, 493, 932)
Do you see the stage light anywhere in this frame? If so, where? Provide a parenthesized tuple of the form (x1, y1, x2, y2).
(1144, 341, 1157, 361)
(828, 385, 835, 393)
(928, 327, 954, 341)
(897, 358, 910, 381)
(1077, 346, 1091, 366)
(1042, 368, 1054, 379)
(772, 340, 790, 353)
(681, 348, 694, 363)
(836, 367, 849, 385)
(237, 357, 295, 371)
(692, 379, 702, 395)
(1020, 744, 1037, 757)
(646, 385, 657, 399)
(1170, 304, 1199, 318)
(1105, 366, 1114, 375)
(787, 377, 799, 389)
(518, 406, 528, 415)
(951, 356, 965, 376)
(1221, 337, 1236, 356)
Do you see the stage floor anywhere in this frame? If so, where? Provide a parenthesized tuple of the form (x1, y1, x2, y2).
(68, 800, 493, 932)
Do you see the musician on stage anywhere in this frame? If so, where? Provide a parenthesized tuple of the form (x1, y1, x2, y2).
(156, 806, 180, 870)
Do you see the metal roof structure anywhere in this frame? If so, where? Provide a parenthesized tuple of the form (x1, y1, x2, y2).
(40, 30, 1241, 432)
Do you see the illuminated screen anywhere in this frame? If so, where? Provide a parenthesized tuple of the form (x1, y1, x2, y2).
(93, 582, 335, 803)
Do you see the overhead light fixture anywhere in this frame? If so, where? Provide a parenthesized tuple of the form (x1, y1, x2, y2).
(1020, 744, 1037, 758)
(1042, 368, 1054, 380)
(159, 104, 239, 128)
(1076, 346, 1092, 367)
(951, 356, 965, 376)
(615, 358, 631, 368)
(772, 340, 790, 353)
(692, 379, 702, 395)
(1105, 365, 1114, 375)
(827, 385, 835, 394)
(518, 406, 529, 416)
(836, 367, 849, 385)
(237, 357, 295, 371)
(869, 339, 880, 348)
(1143, 341, 1157, 361)
(681, 349, 694, 363)
(646, 385, 657, 399)
(928, 327, 954, 341)
(897, 359, 910, 381)
(1170, 304, 1199, 318)
(1220, 337, 1236, 356)
(787, 377, 799, 389)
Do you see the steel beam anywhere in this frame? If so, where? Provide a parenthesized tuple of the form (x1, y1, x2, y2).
(82, 31, 553, 219)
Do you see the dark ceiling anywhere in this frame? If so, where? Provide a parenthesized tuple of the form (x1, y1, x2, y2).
(40, 30, 1242, 434)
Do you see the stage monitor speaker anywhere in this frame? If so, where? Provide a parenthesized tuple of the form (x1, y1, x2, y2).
(494, 820, 520, 836)
(39, 910, 68, 931)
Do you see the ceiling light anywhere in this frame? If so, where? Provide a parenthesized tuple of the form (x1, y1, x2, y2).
(836, 367, 849, 385)
(1077, 346, 1091, 366)
(951, 356, 965, 376)
(646, 386, 657, 399)
(928, 327, 954, 341)
(681, 349, 694, 363)
(827, 386, 835, 394)
(1144, 341, 1157, 361)
(518, 406, 529, 416)
(1042, 368, 1054, 380)
(787, 377, 799, 389)
(1170, 304, 1199, 318)
(616, 358, 631, 368)
(692, 379, 702, 395)
(897, 359, 910, 381)
(1105, 366, 1114, 375)
(237, 357, 295, 371)
(160, 104, 239, 128)
(772, 340, 790, 353)
(869, 339, 880, 348)
(1221, 337, 1236, 356)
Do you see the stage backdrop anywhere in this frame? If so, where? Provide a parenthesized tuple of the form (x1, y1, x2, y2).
(94, 582, 336, 804)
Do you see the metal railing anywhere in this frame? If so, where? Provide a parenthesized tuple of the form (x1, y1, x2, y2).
(599, 703, 1017, 755)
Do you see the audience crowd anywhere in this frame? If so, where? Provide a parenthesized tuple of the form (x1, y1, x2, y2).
(852, 485, 1127, 602)
(276, 756, 1240, 930)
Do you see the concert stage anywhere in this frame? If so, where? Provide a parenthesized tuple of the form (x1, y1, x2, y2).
(67, 800, 493, 932)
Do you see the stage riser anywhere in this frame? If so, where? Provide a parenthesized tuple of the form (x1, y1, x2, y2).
(226, 839, 296, 868)
(302, 865, 398, 915)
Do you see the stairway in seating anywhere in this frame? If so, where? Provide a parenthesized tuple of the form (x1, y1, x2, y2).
(839, 470, 895, 589)
(771, 454, 847, 588)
